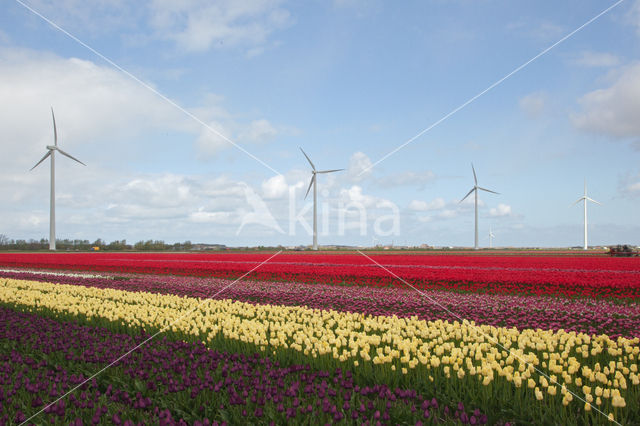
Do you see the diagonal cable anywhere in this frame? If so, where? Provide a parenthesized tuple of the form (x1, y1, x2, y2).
(20, 250, 283, 425)
(14, 0, 282, 177)
(356, 250, 622, 426)
(359, 0, 626, 176)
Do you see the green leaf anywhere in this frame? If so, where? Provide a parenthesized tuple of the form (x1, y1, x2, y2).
(134, 379, 145, 393)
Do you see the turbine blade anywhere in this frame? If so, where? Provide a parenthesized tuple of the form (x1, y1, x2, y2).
(572, 197, 585, 206)
(57, 148, 86, 166)
(51, 107, 58, 146)
(477, 186, 499, 195)
(471, 163, 477, 185)
(299, 147, 316, 171)
(586, 197, 602, 205)
(317, 169, 344, 174)
(304, 175, 315, 199)
(30, 151, 51, 171)
(459, 187, 475, 203)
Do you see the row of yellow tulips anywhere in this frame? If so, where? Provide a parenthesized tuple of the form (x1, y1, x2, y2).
(1, 278, 639, 423)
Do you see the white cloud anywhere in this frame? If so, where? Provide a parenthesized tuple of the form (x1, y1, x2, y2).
(102, 174, 245, 221)
(189, 209, 236, 224)
(20, 2, 291, 56)
(344, 151, 435, 188)
(573, 51, 620, 68)
(121, 175, 191, 208)
(618, 171, 640, 197)
(236, 184, 284, 234)
(519, 92, 547, 118)
(489, 203, 513, 217)
(572, 63, 640, 139)
(459, 196, 485, 208)
(337, 185, 399, 218)
(0, 48, 279, 174)
(375, 199, 396, 210)
(411, 197, 486, 223)
(262, 174, 288, 199)
(347, 151, 373, 182)
(0, 161, 270, 241)
(191, 100, 279, 157)
(20, 214, 44, 227)
(339, 185, 377, 208)
(409, 198, 446, 211)
(238, 119, 277, 143)
(439, 209, 458, 219)
(627, 0, 640, 36)
(26, 0, 138, 35)
(0, 48, 184, 170)
(149, 0, 291, 53)
(195, 121, 234, 157)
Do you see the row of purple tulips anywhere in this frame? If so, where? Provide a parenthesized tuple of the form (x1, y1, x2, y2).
(0, 306, 488, 425)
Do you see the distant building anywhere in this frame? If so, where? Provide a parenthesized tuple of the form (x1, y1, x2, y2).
(192, 244, 227, 251)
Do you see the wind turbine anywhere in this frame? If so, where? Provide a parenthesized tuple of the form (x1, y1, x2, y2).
(30, 108, 86, 251)
(489, 225, 495, 249)
(300, 148, 343, 250)
(459, 164, 499, 250)
(573, 179, 601, 250)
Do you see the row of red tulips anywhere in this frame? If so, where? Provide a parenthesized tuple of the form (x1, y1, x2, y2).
(3, 252, 637, 270)
(1, 252, 639, 299)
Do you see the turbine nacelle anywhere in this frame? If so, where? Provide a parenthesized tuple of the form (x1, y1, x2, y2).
(573, 196, 602, 206)
(300, 147, 343, 199)
(32, 109, 86, 171)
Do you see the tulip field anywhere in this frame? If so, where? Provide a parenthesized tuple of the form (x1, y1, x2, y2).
(0, 252, 639, 425)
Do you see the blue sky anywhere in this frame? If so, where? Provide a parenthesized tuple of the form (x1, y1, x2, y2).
(1, 0, 639, 248)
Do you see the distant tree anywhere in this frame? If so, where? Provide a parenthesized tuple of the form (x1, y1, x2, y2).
(107, 239, 129, 251)
(0, 234, 8, 245)
(151, 240, 166, 251)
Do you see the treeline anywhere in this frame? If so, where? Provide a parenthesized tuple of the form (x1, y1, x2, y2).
(0, 235, 194, 251)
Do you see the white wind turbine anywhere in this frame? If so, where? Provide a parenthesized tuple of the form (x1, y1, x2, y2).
(460, 164, 499, 250)
(572, 179, 601, 250)
(300, 148, 343, 250)
(30, 108, 86, 251)
(489, 225, 495, 249)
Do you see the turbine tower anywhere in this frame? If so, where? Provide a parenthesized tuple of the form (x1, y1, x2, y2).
(460, 164, 498, 250)
(573, 179, 601, 250)
(300, 148, 343, 250)
(489, 225, 495, 249)
(30, 108, 86, 251)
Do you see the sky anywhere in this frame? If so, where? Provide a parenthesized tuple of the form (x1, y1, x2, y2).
(1, 0, 639, 248)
